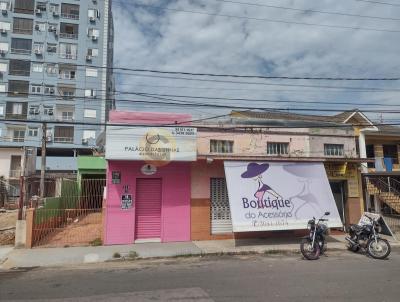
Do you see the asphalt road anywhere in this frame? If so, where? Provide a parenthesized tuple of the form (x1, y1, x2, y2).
(1, 249, 400, 302)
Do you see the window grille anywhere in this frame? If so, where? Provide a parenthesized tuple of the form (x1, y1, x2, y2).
(267, 142, 289, 155)
(210, 178, 232, 234)
(324, 144, 344, 157)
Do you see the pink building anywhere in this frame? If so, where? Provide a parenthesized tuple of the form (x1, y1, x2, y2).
(103, 111, 195, 244)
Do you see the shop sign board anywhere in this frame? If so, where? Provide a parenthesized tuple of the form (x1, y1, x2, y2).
(106, 126, 197, 162)
(224, 161, 343, 232)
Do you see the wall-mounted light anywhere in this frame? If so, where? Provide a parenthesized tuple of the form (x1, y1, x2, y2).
(206, 157, 214, 164)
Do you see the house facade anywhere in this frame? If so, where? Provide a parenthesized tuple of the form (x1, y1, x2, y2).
(102, 110, 365, 245)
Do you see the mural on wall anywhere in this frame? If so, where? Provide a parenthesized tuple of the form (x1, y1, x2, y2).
(224, 162, 343, 232)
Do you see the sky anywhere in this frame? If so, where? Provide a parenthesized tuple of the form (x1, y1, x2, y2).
(111, 0, 400, 123)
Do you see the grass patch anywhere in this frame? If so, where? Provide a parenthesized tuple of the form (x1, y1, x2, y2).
(90, 238, 102, 246)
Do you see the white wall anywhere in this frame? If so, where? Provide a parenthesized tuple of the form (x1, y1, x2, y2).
(0, 148, 23, 178)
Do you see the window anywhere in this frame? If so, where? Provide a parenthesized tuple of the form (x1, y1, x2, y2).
(43, 106, 53, 116)
(88, 28, 99, 38)
(267, 142, 289, 155)
(6, 102, 27, 119)
(60, 22, 79, 39)
(46, 63, 57, 75)
(47, 43, 57, 53)
(28, 127, 38, 137)
(54, 126, 74, 143)
(84, 109, 96, 118)
(324, 144, 344, 157)
(31, 84, 41, 94)
(12, 103, 23, 114)
(58, 86, 75, 98)
(0, 21, 11, 31)
(0, 105, 4, 116)
(86, 68, 98, 77)
(9, 59, 30, 76)
(61, 111, 73, 121)
(383, 145, 399, 164)
(61, 3, 79, 19)
(35, 2, 46, 12)
(87, 48, 99, 57)
(49, 4, 59, 14)
(0, 42, 9, 52)
(33, 42, 44, 54)
(13, 18, 33, 34)
(210, 140, 233, 153)
(0, 84, 5, 92)
(84, 89, 96, 97)
(29, 105, 39, 115)
(59, 43, 77, 59)
(13, 129, 25, 142)
(32, 63, 43, 72)
(14, 0, 34, 14)
(58, 65, 76, 79)
(83, 130, 96, 140)
(8, 80, 29, 96)
(44, 86, 55, 95)
(0, 62, 7, 72)
(35, 22, 46, 32)
(11, 38, 32, 54)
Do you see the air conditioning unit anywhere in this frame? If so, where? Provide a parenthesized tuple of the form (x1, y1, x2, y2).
(91, 36, 98, 41)
(34, 24, 40, 31)
(35, 8, 41, 14)
(0, 50, 6, 55)
(34, 49, 42, 55)
(29, 108, 40, 115)
(81, 138, 88, 145)
(1, 9, 7, 15)
(89, 16, 95, 22)
(0, 28, 6, 34)
(48, 109, 54, 115)
(53, 11, 59, 17)
(85, 54, 92, 61)
(48, 26, 56, 32)
(49, 88, 55, 94)
(46, 135, 52, 142)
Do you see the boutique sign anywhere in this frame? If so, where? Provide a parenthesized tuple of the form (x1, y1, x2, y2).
(224, 161, 343, 232)
(106, 126, 197, 162)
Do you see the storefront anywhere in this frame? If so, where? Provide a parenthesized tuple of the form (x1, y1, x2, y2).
(191, 159, 359, 240)
(103, 112, 197, 245)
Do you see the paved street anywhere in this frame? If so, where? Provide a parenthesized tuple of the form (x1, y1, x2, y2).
(1, 249, 400, 302)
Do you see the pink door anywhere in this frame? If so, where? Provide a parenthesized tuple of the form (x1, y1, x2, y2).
(135, 178, 162, 240)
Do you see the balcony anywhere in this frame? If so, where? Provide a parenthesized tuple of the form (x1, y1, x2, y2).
(9, 169, 21, 178)
(59, 53, 77, 60)
(53, 137, 73, 144)
(59, 33, 78, 39)
(61, 13, 79, 20)
(10, 48, 31, 55)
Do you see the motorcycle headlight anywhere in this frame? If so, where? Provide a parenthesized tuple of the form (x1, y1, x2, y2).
(307, 223, 312, 230)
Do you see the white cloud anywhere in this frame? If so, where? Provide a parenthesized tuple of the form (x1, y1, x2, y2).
(112, 0, 400, 122)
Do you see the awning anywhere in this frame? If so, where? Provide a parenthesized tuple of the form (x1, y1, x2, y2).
(224, 161, 343, 232)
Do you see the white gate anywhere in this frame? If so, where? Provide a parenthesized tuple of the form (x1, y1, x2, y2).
(210, 178, 232, 234)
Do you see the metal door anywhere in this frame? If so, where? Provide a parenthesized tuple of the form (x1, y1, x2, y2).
(210, 178, 232, 234)
(135, 178, 162, 241)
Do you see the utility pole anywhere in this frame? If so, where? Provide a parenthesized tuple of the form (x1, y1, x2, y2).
(40, 123, 47, 198)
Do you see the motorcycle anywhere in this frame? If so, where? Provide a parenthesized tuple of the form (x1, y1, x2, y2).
(345, 215, 391, 260)
(300, 211, 330, 260)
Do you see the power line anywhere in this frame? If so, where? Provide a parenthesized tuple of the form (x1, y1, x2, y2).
(354, 0, 400, 7)
(213, 0, 400, 21)
(2, 57, 400, 81)
(112, 0, 400, 33)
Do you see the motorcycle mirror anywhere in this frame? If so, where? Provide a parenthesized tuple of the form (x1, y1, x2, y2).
(324, 211, 330, 216)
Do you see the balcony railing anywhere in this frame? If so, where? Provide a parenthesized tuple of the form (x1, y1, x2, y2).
(53, 137, 73, 143)
(9, 169, 21, 178)
(0, 136, 25, 143)
(61, 13, 79, 20)
(59, 32, 78, 39)
(11, 48, 31, 55)
(58, 73, 76, 80)
(13, 28, 33, 35)
(59, 53, 77, 60)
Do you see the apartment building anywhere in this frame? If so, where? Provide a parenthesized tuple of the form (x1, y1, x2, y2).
(0, 0, 114, 187)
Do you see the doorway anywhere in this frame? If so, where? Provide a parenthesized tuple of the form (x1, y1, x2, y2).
(135, 178, 162, 242)
(330, 181, 346, 227)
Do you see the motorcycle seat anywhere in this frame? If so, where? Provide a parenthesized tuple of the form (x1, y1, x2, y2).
(349, 224, 364, 231)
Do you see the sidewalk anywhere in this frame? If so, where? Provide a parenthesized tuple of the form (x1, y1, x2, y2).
(0, 235, 397, 270)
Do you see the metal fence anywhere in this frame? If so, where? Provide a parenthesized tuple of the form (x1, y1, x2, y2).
(382, 214, 400, 236)
(26, 178, 106, 247)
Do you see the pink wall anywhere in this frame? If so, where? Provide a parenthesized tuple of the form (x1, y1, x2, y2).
(104, 161, 191, 245)
(109, 110, 192, 125)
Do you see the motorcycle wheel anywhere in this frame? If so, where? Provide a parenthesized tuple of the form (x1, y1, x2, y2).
(366, 238, 391, 260)
(300, 238, 320, 260)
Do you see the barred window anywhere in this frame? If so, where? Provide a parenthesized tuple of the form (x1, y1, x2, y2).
(8, 80, 29, 96)
(210, 140, 233, 153)
(11, 38, 32, 54)
(9, 60, 30, 76)
(13, 18, 33, 34)
(324, 144, 344, 157)
(267, 142, 289, 155)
